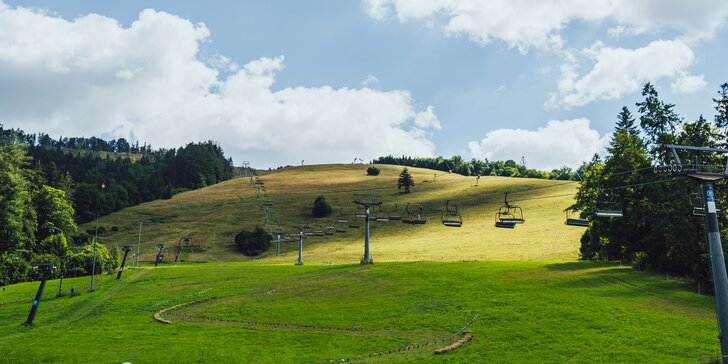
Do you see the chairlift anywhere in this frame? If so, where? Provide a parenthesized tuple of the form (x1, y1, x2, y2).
(335, 222, 347, 233)
(373, 206, 390, 222)
(402, 203, 426, 225)
(324, 221, 335, 235)
(355, 205, 367, 218)
(387, 203, 403, 221)
(312, 224, 325, 236)
(494, 216, 516, 229)
(348, 215, 360, 229)
(336, 208, 349, 223)
(565, 208, 590, 227)
(441, 200, 463, 227)
(496, 193, 525, 225)
(595, 193, 623, 218)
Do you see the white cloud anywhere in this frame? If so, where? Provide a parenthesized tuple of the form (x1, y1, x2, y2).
(413, 105, 441, 130)
(467, 119, 609, 170)
(547, 40, 704, 108)
(671, 72, 707, 94)
(363, 0, 728, 52)
(361, 74, 379, 86)
(0, 3, 441, 167)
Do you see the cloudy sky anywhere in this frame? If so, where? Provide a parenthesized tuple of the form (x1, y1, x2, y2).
(1, 1, 727, 170)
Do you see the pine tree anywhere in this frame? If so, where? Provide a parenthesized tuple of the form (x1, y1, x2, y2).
(714, 83, 728, 147)
(615, 106, 639, 137)
(397, 167, 414, 193)
(636, 83, 681, 162)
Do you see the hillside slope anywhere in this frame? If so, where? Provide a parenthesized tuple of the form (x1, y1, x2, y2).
(84, 164, 583, 263)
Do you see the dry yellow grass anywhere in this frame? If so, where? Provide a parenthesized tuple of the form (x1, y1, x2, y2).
(84, 164, 583, 263)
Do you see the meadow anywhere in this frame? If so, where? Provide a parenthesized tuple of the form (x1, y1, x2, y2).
(0, 164, 721, 362)
(85, 164, 583, 264)
(0, 261, 718, 363)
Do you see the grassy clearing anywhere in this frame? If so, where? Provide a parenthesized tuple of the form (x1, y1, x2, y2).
(85, 164, 583, 263)
(0, 261, 719, 363)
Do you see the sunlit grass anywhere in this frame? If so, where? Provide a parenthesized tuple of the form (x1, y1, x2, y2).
(84, 164, 582, 263)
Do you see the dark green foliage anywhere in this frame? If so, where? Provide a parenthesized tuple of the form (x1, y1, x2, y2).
(0, 125, 234, 224)
(366, 166, 380, 176)
(234, 227, 272, 256)
(576, 82, 728, 292)
(0, 126, 236, 283)
(312, 196, 333, 217)
(373, 155, 558, 180)
(397, 167, 414, 193)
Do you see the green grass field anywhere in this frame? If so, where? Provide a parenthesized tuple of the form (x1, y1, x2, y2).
(0, 164, 722, 362)
(0, 261, 719, 363)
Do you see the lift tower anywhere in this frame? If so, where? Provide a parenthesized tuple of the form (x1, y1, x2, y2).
(353, 194, 382, 264)
(665, 144, 728, 363)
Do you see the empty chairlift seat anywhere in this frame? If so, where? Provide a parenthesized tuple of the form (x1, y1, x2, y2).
(441, 200, 463, 227)
(495, 193, 524, 228)
(565, 209, 590, 227)
(595, 202, 623, 218)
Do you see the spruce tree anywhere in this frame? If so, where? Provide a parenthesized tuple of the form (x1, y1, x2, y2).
(397, 167, 414, 193)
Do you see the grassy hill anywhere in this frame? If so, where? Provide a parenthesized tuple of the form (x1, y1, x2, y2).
(84, 164, 583, 264)
(1, 164, 723, 362)
(0, 261, 718, 363)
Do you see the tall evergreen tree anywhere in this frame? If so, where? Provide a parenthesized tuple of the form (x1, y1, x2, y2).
(397, 167, 415, 193)
(636, 83, 681, 162)
(714, 82, 728, 147)
(615, 106, 639, 137)
(0, 142, 37, 252)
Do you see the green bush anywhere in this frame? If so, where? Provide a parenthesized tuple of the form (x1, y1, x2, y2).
(234, 227, 272, 256)
(0, 251, 32, 284)
(312, 196, 332, 217)
(366, 166, 380, 176)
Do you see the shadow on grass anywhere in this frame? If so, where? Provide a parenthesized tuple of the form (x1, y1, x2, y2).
(544, 261, 701, 300)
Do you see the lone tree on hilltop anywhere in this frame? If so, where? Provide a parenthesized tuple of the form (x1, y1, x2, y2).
(398, 167, 414, 193)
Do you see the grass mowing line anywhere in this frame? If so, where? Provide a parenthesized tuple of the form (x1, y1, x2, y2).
(140, 287, 213, 311)
(303, 313, 480, 363)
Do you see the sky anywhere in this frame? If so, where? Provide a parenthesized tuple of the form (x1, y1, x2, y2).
(1, 1, 727, 170)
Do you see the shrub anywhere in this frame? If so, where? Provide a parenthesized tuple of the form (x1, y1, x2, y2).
(366, 166, 380, 176)
(234, 227, 272, 256)
(312, 196, 333, 217)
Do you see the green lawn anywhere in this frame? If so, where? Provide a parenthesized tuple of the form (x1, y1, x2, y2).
(0, 261, 719, 363)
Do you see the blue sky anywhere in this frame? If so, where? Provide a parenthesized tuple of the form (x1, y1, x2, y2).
(1, 1, 727, 169)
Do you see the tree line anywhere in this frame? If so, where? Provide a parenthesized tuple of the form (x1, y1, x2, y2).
(575, 82, 728, 291)
(372, 155, 585, 181)
(0, 126, 235, 283)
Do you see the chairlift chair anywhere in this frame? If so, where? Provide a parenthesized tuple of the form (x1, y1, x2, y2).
(312, 224, 325, 237)
(355, 205, 367, 218)
(496, 193, 525, 224)
(595, 193, 623, 218)
(387, 203, 403, 221)
(324, 221, 335, 235)
(348, 215, 360, 229)
(402, 203, 426, 224)
(374, 206, 390, 222)
(565, 208, 590, 227)
(335, 222, 347, 233)
(494, 215, 516, 229)
(336, 208, 349, 223)
(441, 200, 463, 227)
